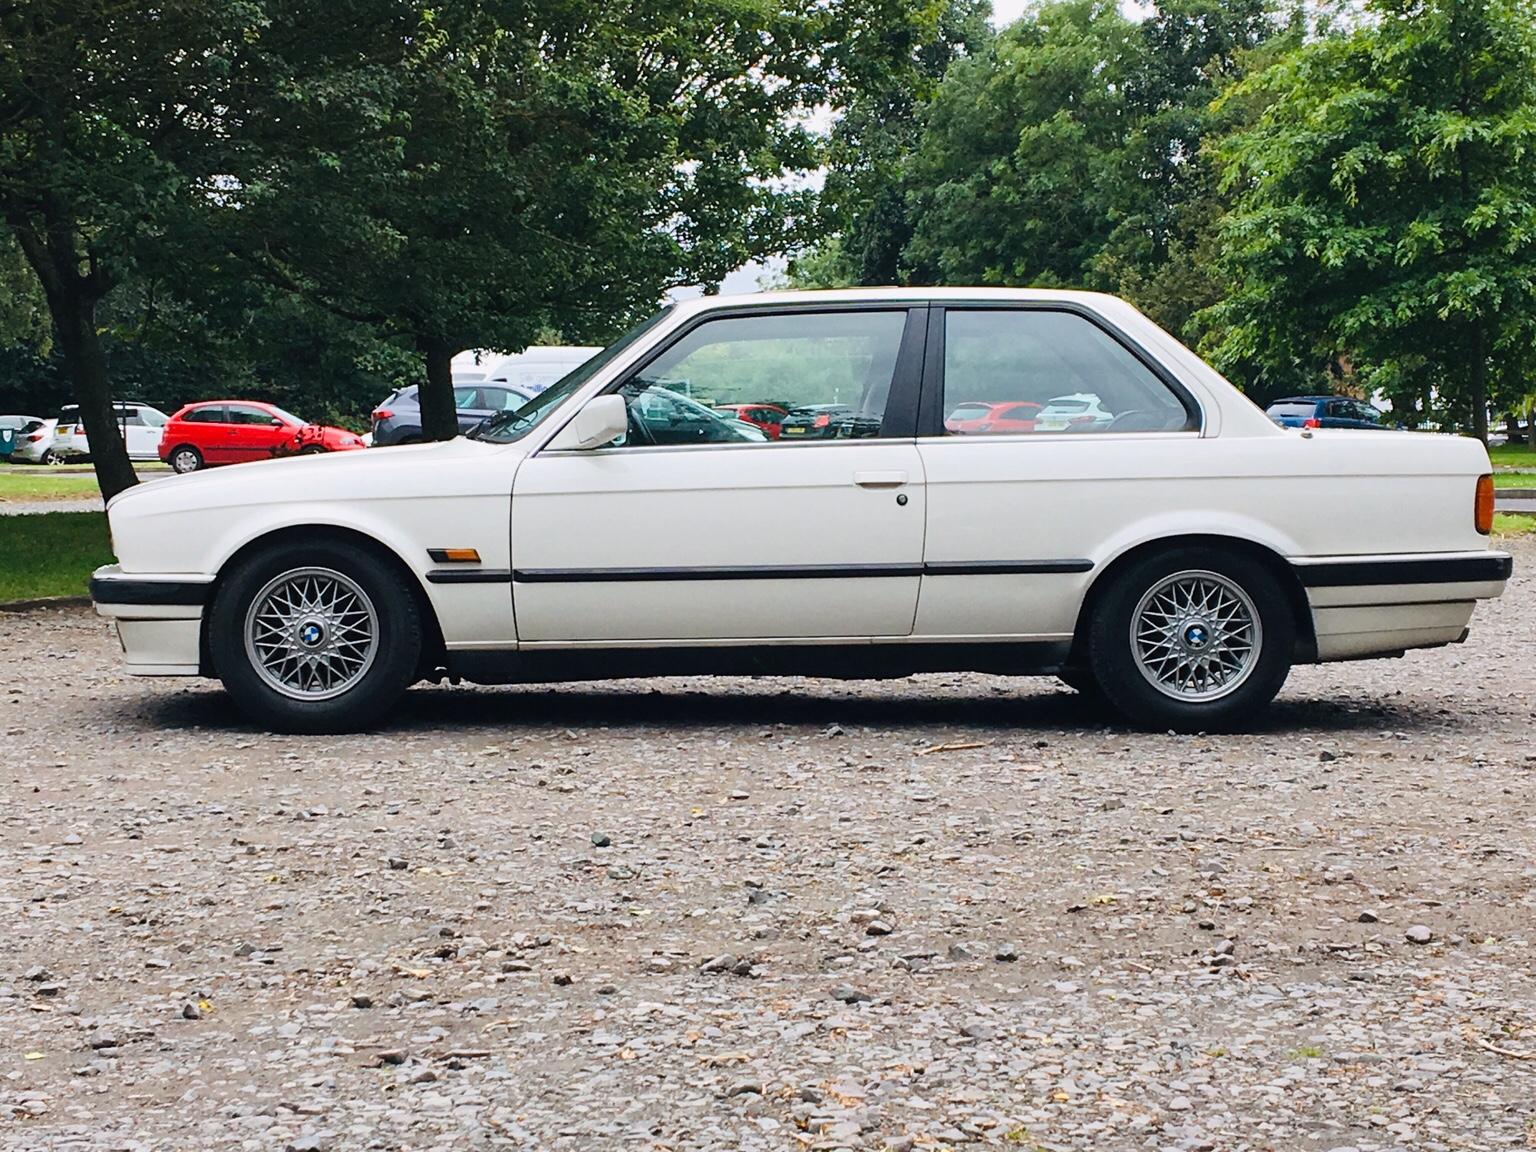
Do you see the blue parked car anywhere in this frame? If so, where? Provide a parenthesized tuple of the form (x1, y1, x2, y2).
(1265, 395, 1389, 430)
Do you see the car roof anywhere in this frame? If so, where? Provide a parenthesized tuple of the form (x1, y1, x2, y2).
(1267, 396, 1336, 404)
(671, 286, 1122, 320)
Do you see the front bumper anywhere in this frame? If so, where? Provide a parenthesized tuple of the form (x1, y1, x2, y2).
(1291, 551, 1513, 661)
(90, 565, 214, 676)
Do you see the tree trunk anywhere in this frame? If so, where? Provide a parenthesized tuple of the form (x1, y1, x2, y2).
(53, 294, 139, 500)
(1469, 326, 1489, 444)
(1528, 403, 1536, 450)
(418, 337, 461, 441)
(7, 214, 138, 501)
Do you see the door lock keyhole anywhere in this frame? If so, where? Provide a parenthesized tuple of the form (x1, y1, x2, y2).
(895, 493, 909, 506)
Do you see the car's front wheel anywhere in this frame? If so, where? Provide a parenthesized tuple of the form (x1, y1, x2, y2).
(298, 445, 326, 455)
(1088, 547, 1294, 732)
(169, 445, 203, 473)
(209, 538, 422, 733)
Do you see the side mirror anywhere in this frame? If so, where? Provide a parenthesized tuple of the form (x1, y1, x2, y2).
(546, 394, 627, 451)
(270, 417, 284, 426)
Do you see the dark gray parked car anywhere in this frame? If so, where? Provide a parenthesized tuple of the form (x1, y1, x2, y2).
(370, 382, 537, 446)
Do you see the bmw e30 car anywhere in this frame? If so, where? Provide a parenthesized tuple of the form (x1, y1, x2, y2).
(91, 288, 1511, 734)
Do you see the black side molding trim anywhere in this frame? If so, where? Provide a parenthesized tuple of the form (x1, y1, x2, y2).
(1295, 555, 1513, 588)
(425, 569, 514, 584)
(923, 559, 1094, 576)
(511, 560, 1094, 584)
(89, 577, 211, 606)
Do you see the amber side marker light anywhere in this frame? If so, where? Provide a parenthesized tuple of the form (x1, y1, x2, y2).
(1475, 474, 1495, 535)
(428, 548, 482, 563)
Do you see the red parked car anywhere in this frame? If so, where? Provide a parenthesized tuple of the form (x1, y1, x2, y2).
(944, 400, 1043, 435)
(711, 403, 789, 439)
(159, 401, 367, 473)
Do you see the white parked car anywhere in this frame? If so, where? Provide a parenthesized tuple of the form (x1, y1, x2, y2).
(92, 289, 1511, 734)
(1, 415, 50, 462)
(1035, 392, 1114, 432)
(9, 417, 57, 463)
(52, 401, 170, 461)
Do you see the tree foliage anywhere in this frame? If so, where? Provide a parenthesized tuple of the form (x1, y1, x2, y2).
(1205, 0, 1536, 437)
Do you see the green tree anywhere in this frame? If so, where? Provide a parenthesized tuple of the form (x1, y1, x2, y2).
(0, 1, 265, 497)
(226, 0, 849, 441)
(814, 0, 993, 287)
(1206, 0, 1536, 440)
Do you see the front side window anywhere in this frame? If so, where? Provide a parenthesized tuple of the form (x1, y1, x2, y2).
(942, 310, 1195, 436)
(227, 404, 280, 425)
(612, 309, 908, 448)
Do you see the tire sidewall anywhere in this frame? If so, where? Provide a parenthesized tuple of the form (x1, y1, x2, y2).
(209, 539, 421, 733)
(1089, 547, 1295, 732)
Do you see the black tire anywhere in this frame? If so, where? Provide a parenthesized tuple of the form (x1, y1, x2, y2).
(1057, 669, 1107, 703)
(169, 445, 203, 473)
(1088, 547, 1294, 733)
(298, 445, 326, 455)
(209, 538, 421, 734)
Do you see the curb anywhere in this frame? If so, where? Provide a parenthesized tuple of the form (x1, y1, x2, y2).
(1497, 488, 1536, 499)
(0, 595, 93, 613)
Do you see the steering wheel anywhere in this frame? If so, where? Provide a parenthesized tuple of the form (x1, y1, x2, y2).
(624, 394, 656, 446)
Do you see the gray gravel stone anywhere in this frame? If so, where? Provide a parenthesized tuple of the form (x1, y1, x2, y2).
(1, 540, 1533, 1152)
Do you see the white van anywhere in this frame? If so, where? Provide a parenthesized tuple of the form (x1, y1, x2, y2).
(451, 346, 600, 396)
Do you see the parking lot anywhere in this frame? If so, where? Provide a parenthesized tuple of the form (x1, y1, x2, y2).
(2, 537, 1533, 1152)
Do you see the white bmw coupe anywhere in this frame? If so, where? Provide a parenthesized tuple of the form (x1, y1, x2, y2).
(92, 289, 1511, 733)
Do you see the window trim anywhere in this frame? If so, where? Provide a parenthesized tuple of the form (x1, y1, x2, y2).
(918, 302, 1204, 439)
(536, 303, 928, 457)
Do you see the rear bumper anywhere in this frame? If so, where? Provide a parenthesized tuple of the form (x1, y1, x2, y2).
(90, 565, 211, 676)
(1291, 551, 1512, 661)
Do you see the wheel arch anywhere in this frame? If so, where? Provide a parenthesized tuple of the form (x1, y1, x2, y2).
(1068, 533, 1316, 669)
(199, 524, 447, 678)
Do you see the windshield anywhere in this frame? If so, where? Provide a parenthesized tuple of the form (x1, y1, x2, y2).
(472, 308, 673, 444)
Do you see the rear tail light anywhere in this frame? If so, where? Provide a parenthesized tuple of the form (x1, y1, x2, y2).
(371, 409, 393, 422)
(1302, 418, 1321, 429)
(813, 414, 831, 428)
(1069, 415, 1095, 425)
(1475, 474, 1495, 534)
(26, 432, 44, 442)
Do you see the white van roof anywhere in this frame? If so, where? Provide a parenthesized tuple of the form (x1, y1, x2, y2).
(452, 346, 600, 381)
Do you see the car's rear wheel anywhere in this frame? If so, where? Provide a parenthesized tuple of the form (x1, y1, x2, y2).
(1056, 669, 1106, 703)
(298, 445, 326, 455)
(1088, 547, 1294, 732)
(169, 445, 203, 473)
(209, 538, 421, 733)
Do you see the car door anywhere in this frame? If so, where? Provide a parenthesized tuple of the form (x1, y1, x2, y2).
(510, 305, 927, 643)
(223, 404, 291, 462)
(178, 405, 228, 462)
(913, 305, 1203, 641)
(129, 407, 167, 458)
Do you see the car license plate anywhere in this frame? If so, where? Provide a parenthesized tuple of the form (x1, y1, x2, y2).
(783, 426, 804, 435)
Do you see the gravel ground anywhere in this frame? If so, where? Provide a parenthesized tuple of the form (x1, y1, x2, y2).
(2, 538, 1533, 1152)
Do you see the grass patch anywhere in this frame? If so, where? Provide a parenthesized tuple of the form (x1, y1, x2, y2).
(1489, 443, 1536, 469)
(1493, 472, 1534, 489)
(0, 512, 112, 601)
(0, 472, 103, 502)
(1493, 513, 1535, 537)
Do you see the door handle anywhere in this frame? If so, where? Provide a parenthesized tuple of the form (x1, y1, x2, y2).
(853, 470, 907, 489)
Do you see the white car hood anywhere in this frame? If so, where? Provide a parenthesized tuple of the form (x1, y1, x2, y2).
(108, 437, 521, 517)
